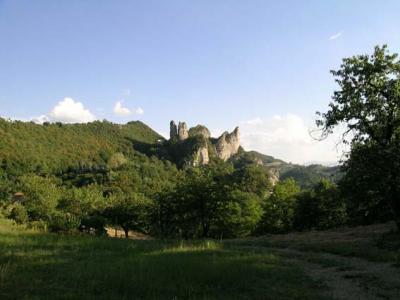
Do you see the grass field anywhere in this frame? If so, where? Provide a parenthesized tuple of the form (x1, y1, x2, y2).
(1, 219, 400, 300)
(0, 219, 323, 300)
(227, 222, 400, 299)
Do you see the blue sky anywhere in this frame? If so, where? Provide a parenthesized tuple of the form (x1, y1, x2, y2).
(1, 1, 399, 164)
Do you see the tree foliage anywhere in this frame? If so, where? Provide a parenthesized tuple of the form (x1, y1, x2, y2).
(295, 179, 347, 230)
(257, 178, 300, 234)
(317, 45, 400, 229)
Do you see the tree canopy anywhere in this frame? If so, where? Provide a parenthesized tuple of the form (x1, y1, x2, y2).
(317, 45, 400, 229)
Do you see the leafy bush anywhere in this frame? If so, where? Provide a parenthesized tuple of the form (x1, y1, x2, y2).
(80, 214, 107, 235)
(48, 212, 80, 232)
(27, 220, 48, 231)
(9, 204, 28, 224)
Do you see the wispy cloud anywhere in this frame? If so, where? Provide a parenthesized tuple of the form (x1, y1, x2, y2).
(239, 114, 344, 165)
(113, 101, 144, 117)
(113, 101, 132, 116)
(329, 31, 343, 40)
(135, 107, 144, 115)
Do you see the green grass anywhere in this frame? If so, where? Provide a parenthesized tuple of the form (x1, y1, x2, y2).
(0, 219, 323, 300)
(229, 222, 400, 266)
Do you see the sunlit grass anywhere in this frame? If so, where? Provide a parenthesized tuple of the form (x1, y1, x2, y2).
(228, 222, 400, 266)
(0, 219, 324, 300)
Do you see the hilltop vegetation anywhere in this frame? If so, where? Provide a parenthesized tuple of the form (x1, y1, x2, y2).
(0, 115, 352, 239)
(232, 150, 341, 188)
(0, 119, 163, 175)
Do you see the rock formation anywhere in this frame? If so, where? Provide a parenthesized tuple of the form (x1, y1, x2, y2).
(170, 121, 189, 141)
(170, 121, 178, 140)
(178, 122, 189, 141)
(188, 125, 211, 139)
(192, 145, 210, 167)
(215, 127, 240, 161)
(169, 121, 240, 165)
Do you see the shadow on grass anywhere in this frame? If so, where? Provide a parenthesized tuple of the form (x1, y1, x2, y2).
(0, 229, 325, 300)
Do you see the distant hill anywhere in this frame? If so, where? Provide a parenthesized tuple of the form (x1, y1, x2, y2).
(0, 118, 340, 186)
(230, 150, 341, 188)
(0, 118, 163, 174)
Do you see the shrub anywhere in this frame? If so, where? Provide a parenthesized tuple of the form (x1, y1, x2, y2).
(9, 204, 29, 224)
(80, 214, 107, 235)
(48, 212, 80, 232)
(27, 220, 48, 231)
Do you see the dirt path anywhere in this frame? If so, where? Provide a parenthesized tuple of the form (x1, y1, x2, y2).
(236, 245, 400, 300)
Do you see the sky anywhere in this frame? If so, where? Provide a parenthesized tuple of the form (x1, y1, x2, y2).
(1, 0, 399, 164)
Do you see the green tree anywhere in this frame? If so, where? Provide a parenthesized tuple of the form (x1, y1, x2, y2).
(339, 144, 392, 225)
(317, 45, 400, 229)
(103, 192, 152, 238)
(213, 190, 262, 238)
(19, 175, 61, 221)
(57, 184, 105, 219)
(257, 178, 300, 234)
(294, 179, 347, 230)
(156, 162, 263, 238)
(233, 164, 272, 197)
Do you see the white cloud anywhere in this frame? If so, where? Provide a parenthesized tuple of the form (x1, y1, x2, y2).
(135, 107, 144, 115)
(113, 101, 132, 116)
(240, 114, 345, 165)
(31, 115, 50, 124)
(48, 97, 96, 123)
(329, 31, 343, 40)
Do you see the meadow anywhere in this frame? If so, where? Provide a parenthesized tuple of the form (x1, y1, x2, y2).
(0, 219, 323, 300)
(1, 219, 400, 299)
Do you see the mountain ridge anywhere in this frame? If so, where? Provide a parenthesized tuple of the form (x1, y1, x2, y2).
(0, 117, 339, 186)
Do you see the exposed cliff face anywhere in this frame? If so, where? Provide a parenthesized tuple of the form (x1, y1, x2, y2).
(170, 121, 189, 141)
(169, 121, 240, 165)
(215, 127, 240, 161)
(192, 145, 210, 167)
(178, 122, 189, 141)
(170, 121, 178, 140)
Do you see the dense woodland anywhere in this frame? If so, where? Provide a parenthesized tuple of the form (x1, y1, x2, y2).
(1, 45, 399, 238)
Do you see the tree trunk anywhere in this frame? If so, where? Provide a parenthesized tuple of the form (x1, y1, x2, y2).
(388, 168, 400, 232)
(391, 197, 400, 232)
(394, 215, 400, 232)
(202, 222, 209, 238)
(123, 227, 129, 238)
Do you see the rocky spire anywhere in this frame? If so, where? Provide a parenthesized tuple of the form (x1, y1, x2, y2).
(178, 122, 189, 141)
(170, 120, 178, 140)
(215, 127, 240, 161)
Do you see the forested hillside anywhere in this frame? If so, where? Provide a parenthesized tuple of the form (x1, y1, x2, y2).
(231, 150, 340, 188)
(0, 117, 350, 239)
(0, 118, 338, 185)
(0, 119, 163, 175)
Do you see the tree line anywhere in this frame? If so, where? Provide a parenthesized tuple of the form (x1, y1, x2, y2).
(0, 159, 349, 238)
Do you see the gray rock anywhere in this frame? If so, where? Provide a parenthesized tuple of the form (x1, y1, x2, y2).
(170, 121, 178, 140)
(216, 127, 240, 161)
(178, 122, 189, 141)
(192, 145, 210, 167)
